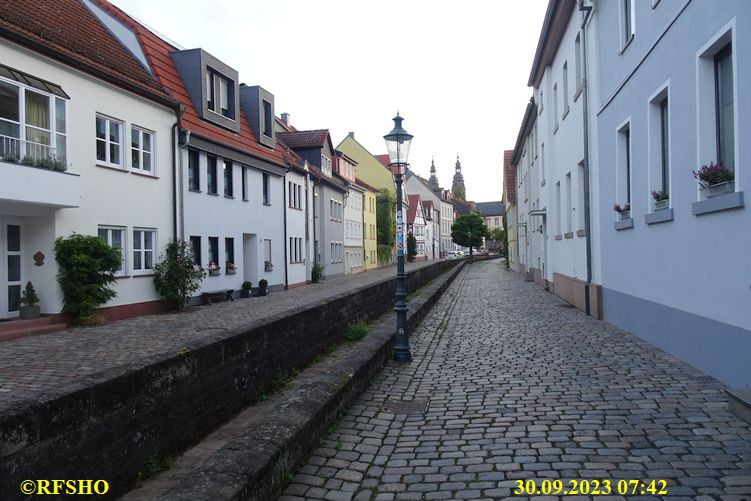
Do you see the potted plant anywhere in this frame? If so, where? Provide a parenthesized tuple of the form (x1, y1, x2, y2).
(264, 260, 273, 272)
(651, 190, 669, 211)
(258, 278, 268, 296)
(240, 280, 252, 298)
(693, 162, 734, 197)
(207, 261, 221, 276)
(19, 281, 40, 319)
(225, 262, 237, 275)
(613, 202, 631, 220)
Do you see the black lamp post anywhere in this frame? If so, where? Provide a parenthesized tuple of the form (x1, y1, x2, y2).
(384, 113, 413, 363)
(467, 229, 473, 261)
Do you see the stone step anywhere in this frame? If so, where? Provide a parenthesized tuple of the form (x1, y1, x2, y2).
(0, 318, 67, 342)
(726, 389, 751, 425)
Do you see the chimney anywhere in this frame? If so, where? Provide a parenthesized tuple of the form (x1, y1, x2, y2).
(281, 112, 290, 126)
(348, 131, 355, 139)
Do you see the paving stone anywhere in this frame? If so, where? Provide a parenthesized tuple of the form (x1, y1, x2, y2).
(276, 262, 751, 500)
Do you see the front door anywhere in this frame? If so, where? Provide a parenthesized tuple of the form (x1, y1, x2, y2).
(0, 219, 23, 319)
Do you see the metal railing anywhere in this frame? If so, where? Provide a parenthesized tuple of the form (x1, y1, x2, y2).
(0, 134, 66, 171)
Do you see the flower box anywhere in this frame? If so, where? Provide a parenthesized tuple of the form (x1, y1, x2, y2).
(654, 199, 669, 211)
(618, 210, 631, 220)
(225, 270, 236, 275)
(708, 180, 734, 198)
(208, 269, 221, 277)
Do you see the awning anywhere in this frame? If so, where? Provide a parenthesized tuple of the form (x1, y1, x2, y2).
(0, 64, 69, 99)
(528, 209, 547, 217)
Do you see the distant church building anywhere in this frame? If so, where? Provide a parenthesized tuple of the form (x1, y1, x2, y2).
(428, 158, 440, 191)
(451, 154, 466, 200)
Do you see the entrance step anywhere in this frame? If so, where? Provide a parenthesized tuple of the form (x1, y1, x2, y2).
(726, 389, 751, 425)
(0, 316, 67, 342)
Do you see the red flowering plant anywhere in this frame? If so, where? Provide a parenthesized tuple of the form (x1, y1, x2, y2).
(692, 162, 734, 189)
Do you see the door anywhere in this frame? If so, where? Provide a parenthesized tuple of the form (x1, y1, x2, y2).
(1, 219, 23, 319)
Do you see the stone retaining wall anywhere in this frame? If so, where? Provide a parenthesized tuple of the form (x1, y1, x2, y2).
(0, 260, 459, 500)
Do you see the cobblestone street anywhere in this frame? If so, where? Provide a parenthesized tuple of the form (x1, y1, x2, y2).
(280, 260, 751, 501)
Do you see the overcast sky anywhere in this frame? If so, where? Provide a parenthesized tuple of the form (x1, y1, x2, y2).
(111, 0, 548, 203)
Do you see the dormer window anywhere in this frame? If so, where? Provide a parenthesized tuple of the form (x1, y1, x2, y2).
(263, 100, 272, 138)
(207, 68, 233, 119)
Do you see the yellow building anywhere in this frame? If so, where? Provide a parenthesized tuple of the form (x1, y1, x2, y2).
(336, 135, 395, 198)
(357, 180, 378, 271)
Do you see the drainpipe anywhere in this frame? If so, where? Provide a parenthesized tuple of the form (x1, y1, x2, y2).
(171, 104, 186, 241)
(283, 166, 289, 290)
(579, 0, 594, 316)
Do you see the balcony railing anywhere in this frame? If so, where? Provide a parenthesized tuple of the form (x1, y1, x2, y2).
(0, 134, 67, 172)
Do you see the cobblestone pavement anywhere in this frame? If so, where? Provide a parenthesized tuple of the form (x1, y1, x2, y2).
(0, 261, 434, 408)
(279, 260, 751, 501)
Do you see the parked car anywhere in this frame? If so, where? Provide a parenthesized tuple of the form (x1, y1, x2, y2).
(446, 251, 462, 260)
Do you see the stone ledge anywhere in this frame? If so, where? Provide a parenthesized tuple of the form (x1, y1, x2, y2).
(614, 217, 634, 230)
(726, 389, 751, 426)
(645, 208, 674, 225)
(693, 191, 744, 216)
(130, 260, 466, 501)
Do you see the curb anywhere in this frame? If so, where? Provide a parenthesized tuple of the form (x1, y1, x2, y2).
(152, 261, 466, 500)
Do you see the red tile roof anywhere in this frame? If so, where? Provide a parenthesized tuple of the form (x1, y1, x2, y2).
(276, 130, 329, 149)
(407, 194, 421, 225)
(375, 154, 391, 168)
(92, 0, 286, 166)
(0, 0, 177, 108)
(504, 150, 516, 204)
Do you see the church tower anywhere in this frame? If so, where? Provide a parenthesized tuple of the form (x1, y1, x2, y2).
(451, 154, 466, 200)
(428, 157, 440, 191)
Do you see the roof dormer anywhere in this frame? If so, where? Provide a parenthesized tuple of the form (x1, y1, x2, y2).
(171, 48, 240, 133)
(240, 85, 275, 149)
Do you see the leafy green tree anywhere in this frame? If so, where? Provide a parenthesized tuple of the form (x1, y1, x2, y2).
(55, 233, 122, 324)
(376, 189, 395, 247)
(451, 213, 488, 255)
(488, 227, 506, 242)
(406, 233, 417, 262)
(154, 240, 205, 310)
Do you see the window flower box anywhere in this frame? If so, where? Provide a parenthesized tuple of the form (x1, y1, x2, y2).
(264, 261, 273, 272)
(651, 190, 669, 211)
(613, 202, 631, 220)
(654, 200, 668, 211)
(225, 262, 237, 275)
(208, 262, 221, 276)
(708, 180, 734, 198)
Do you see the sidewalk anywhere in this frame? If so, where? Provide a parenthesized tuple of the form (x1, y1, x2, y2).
(0, 261, 435, 411)
(280, 260, 751, 500)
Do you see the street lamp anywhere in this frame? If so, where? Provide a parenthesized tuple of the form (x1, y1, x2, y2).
(384, 113, 413, 363)
(467, 229, 473, 260)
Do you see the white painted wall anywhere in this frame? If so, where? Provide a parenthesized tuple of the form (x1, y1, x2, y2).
(344, 187, 363, 274)
(285, 168, 307, 286)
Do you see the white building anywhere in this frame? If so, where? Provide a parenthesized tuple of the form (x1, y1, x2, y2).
(592, 0, 750, 387)
(0, 0, 179, 320)
(405, 169, 441, 260)
(406, 195, 426, 260)
(285, 158, 311, 288)
(337, 151, 364, 275)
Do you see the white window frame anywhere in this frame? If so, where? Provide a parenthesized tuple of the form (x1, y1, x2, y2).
(621, 0, 635, 50)
(616, 118, 632, 210)
(132, 228, 156, 274)
(96, 114, 123, 167)
(130, 126, 154, 174)
(647, 81, 671, 210)
(98, 225, 127, 275)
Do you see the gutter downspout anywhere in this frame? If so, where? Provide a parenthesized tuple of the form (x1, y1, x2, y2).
(579, 0, 594, 316)
(172, 104, 186, 241)
(283, 166, 290, 290)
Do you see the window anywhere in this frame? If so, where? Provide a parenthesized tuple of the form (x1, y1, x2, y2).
(241, 167, 248, 200)
(578, 161, 586, 229)
(131, 127, 153, 173)
(208, 236, 219, 266)
(98, 226, 125, 274)
(263, 100, 272, 138)
(660, 98, 670, 194)
(189, 235, 201, 265)
(133, 228, 156, 272)
(207, 68, 233, 119)
(575, 33, 582, 93)
(207, 156, 218, 194)
(0, 77, 67, 163)
(538, 89, 544, 114)
(188, 149, 200, 191)
(225, 237, 234, 267)
(263, 172, 270, 204)
(263, 239, 272, 267)
(288, 181, 302, 209)
(553, 84, 559, 132)
(540, 143, 546, 185)
(289, 237, 303, 263)
(562, 62, 569, 116)
(622, 0, 635, 46)
(223, 159, 233, 197)
(617, 122, 632, 205)
(715, 44, 734, 172)
(321, 154, 332, 176)
(96, 115, 122, 166)
(565, 172, 572, 233)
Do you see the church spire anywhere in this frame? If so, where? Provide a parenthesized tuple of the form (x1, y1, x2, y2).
(428, 157, 440, 191)
(452, 153, 466, 200)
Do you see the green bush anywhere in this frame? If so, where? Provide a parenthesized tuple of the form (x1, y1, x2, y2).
(21, 281, 39, 306)
(377, 244, 392, 266)
(241, 281, 252, 291)
(259, 279, 268, 288)
(311, 262, 323, 283)
(344, 322, 368, 343)
(55, 234, 121, 325)
(407, 233, 417, 262)
(153, 240, 205, 311)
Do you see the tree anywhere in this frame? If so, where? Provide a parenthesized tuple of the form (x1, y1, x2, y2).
(488, 227, 506, 242)
(451, 213, 488, 255)
(153, 240, 206, 311)
(406, 233, 417, 262)
(376, 189, 395, 265)
(55, 234, 122, 325)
